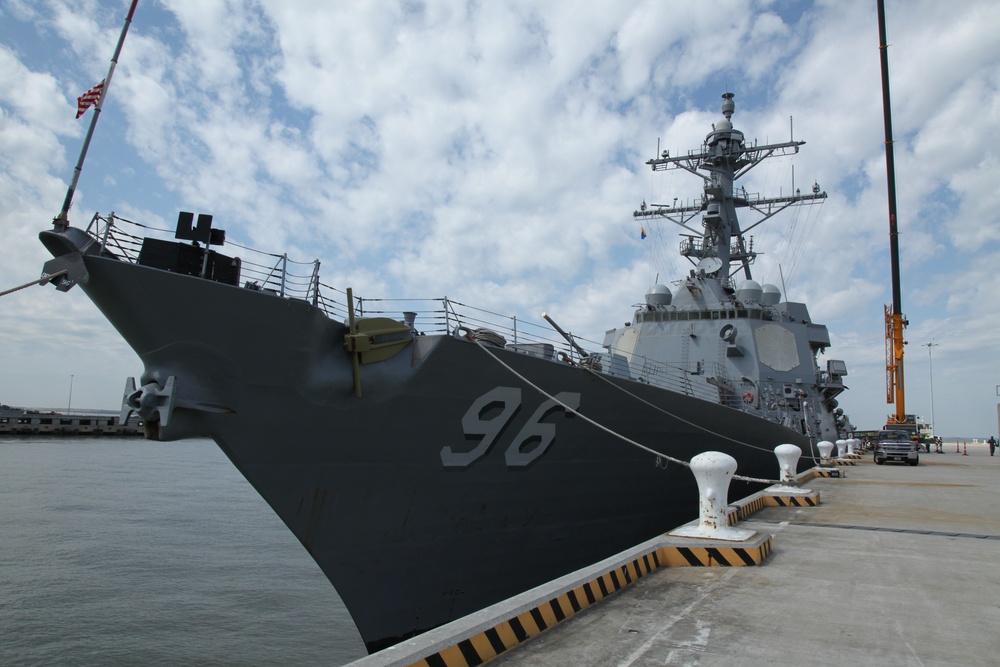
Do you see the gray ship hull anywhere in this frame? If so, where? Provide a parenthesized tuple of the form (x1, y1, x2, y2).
(41, 238, 808, 652)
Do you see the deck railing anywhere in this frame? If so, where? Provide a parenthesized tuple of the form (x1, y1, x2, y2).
(83, 213, 723, 406)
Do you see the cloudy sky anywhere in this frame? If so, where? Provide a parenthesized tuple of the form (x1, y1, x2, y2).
(1, 0, 999, 438)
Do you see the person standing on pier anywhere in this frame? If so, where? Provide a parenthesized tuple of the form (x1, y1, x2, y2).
(989, 436, 996, 456)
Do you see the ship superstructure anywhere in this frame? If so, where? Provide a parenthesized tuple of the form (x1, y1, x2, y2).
(626, 93, 849, 443)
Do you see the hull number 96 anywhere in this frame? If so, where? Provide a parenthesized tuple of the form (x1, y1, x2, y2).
(440, 386, 581, 469)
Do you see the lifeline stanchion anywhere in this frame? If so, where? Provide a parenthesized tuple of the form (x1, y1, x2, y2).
(963, 442, 968, 456)
(956, 441, 960, 453)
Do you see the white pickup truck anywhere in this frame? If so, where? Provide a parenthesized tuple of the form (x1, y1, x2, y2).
(874, 429, 920, 466)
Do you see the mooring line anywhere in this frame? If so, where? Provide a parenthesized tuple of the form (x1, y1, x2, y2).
(582, 364, 779, 455)
(0, 270, 67, 298)
(582, 358, 825, 467)
(470, 337, 781, 485)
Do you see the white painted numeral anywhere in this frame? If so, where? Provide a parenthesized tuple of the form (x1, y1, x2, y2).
(440, 387, 521, 467)
(505, 393, 580, 468)
(442, 387, 580, 469)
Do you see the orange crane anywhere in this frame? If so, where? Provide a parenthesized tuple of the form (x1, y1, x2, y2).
(877, 0, 908, 427)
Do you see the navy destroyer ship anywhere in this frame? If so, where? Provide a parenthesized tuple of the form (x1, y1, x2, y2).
(39, 93, 850, 653)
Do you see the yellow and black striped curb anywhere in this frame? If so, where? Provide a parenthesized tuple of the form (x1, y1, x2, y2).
(654, 540, 772, 567)
(731, 494, 767, 522)
(763, 492, 820, 507)
(826, 459, 857, 466)
(729, 487, 821, 523)
(725, 506, 741, 526)
(407, 537, 772, 667)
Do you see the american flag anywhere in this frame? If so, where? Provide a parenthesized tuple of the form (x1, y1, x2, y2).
(76, 79, 105, 118)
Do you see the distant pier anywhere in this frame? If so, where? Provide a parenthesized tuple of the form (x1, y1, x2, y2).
(0, 405, 143, 436)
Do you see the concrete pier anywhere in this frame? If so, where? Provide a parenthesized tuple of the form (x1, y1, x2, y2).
(352, 442, 1000, 667)
(490, 443, 1000, 666)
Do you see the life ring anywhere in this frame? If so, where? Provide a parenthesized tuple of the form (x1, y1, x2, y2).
(742, 392, 754, 404)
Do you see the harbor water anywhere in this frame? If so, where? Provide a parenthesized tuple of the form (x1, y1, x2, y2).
(0, 436, 367, 666)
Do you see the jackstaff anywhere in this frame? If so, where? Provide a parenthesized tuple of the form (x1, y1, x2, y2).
(55, 0, 140, 226)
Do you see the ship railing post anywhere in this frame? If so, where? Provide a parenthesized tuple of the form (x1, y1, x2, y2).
(279, 254, 288, 297)
(310, 259, 320, 306)
(198, 221, 213, 279)
(443, 296, 459, 334)
(100, 212, 115, 252)
(669, 451, 755, 541)
(346, 287, 362, 397)
(85, 211, 101, 236)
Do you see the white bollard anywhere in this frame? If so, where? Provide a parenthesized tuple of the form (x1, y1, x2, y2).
(775, 444, 801, 484)
(817, 440, 834, 464)
(835, 439, 846, 458)
(767, 444, 812, 494)
(669, 451, 755, 541)
(846, 438, 855, 455)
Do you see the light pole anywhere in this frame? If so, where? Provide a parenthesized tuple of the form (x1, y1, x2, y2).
(922, 342, 937, 433)
(67, 374, 74, 414)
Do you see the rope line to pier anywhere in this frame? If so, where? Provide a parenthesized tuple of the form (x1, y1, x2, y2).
(0, 270, 68, 298)
(582, 365, 781, 457)
(587, 363, 826, 469)
(470, 338, 781, 485)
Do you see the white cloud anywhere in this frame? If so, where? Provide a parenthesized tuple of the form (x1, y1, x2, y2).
(1, 0, 999, 437)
